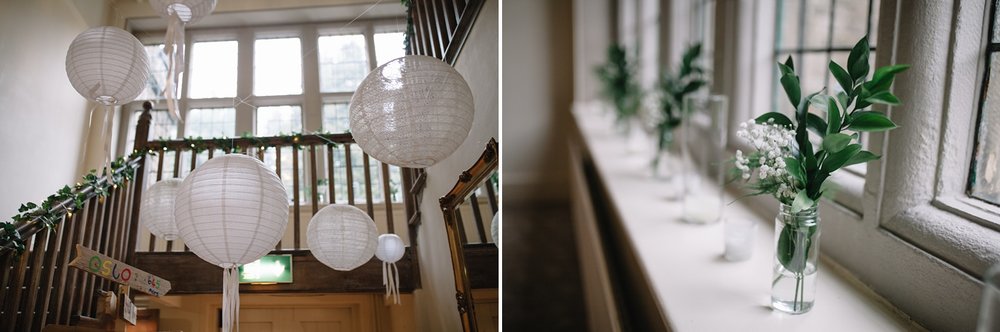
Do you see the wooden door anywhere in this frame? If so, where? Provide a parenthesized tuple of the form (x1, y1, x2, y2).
(239, 306, 358, 332)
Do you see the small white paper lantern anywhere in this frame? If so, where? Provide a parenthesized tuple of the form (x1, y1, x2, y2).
(350, 55, 475, 168)
(149, 0, 217, 23)
(139, 178, 183, 241)
(307, 205, 378, 271)
(173, 154, 288, 332)
(65, 26, 149, 105)
(376, 234, 405, 304)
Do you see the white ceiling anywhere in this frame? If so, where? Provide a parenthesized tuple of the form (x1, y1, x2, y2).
(126, 2, 405, 31)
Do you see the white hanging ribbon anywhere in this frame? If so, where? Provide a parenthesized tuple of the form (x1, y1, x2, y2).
(99, 103, 115, 177)
(163, 10, 185, 123)
(383, 261, 401, 305)
(222, 266, 240, 332)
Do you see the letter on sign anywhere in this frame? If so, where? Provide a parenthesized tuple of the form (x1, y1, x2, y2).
(68, 244, 171, 297)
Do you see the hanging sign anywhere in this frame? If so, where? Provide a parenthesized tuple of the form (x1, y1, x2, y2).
(68, 244, 172, 297)
(123, 295, 137, 325)
(238, 255, 293, 284)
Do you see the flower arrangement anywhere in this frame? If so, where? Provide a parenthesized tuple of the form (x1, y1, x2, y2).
(656, 43, 708, 152)
(735, 36, 909, 313)
(596, 44, 642, 127)
(736, 36, 909, 212)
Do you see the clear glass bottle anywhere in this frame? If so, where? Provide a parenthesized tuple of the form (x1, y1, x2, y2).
(771, 203, 821, 314)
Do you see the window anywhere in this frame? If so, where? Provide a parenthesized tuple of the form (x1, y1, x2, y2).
(318, 34, 369, 92)
(971, 2, 1000, 205)
(138, 44, 170, 101)
(254, 37, 303, 96)
(185, 108, 236, 138)
(373, 32, 406, 67)
(256, 105, 303, 136)
(329, 147, 402, 204)
(772, 0, 879, 116)
(322, 103, 351, 133)
(188, 40, 239, 99)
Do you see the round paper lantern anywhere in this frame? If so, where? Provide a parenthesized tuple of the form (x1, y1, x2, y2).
(174, 154, 288, 332)
(174, 154, 289, 266)
(307, 205, 378, 271)
(376, 234, 405, 304)
(350, 55, 475, 168)
(139, 178, 183, 241)
(149, 0, 217, 23)
(491, 213, 499, 248)
(65, 26, 149, 105)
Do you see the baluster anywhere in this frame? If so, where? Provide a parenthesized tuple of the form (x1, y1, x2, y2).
(29, 221, 62, 330)
(8, 233, 42, 331)
(310, 145, 319, 215)
(362, 153, 375, 219)
(420, 0, 442, 58)
(293, 145, 302, 249)
(401, 168, 414, 222)
(430, 0, 451, 53)
(81, 193, 109, 316)
(345, 144, 356, 205)
(165, 150, 181, 252)
(455, 0, 467, 14)
(275, 146, 283, 250)
(484, 177, 498, 215)
(70, 197, 98, 320)
(54, 200, 86, 324)
(442, 0, 459, 34)
(411, 0, 427, 55)
(149, 150, 166, 252)
(381, 163, 395, 233)
(469, 192, 487, 243)
(2, 238, 30, 332)
(327, 144, 336, 204)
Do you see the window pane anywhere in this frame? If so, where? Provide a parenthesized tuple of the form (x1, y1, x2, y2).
(321, 103, 351, 133)
(799, 52, 829, 97)
(374, 32, 405, 67)
(254, 38, 303, 96)
(832, 0, 871, 48)
(138, 45, 171, 101)
(971, 54, 1000, 204)
(125, 109, 177, 153)
(188, 41, 238, 99)
(776, 0, 801, 51)
(256, 105, 303, 136)
(185, 107, 235, 138)
(318, 34, 369, 92)
(801, 0, 833, 49)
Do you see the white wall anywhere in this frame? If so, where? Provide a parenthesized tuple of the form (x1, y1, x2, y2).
(0, 1, 106, 218)
(502, 0, 574, 204)
(413, 0, 499, 330)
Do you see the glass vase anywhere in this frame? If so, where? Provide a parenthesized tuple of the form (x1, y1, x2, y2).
(680, 95, 728, 224)
(771, 203, 821, 314)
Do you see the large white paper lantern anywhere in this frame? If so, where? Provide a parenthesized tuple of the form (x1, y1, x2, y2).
(376, 234, 405, 304)
(174, 154, 288, 332)
(307, 205, 378, 271)
(139, 178, 183, 241)
(65, 26, 149, 106)
(350, 55, 475, 168)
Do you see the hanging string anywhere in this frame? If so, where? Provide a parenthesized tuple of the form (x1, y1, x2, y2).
(163, 10, 185, 123)
(222, 266, 240, 332)
(383, 260, 400, 305)
(100, 103, 115, 177)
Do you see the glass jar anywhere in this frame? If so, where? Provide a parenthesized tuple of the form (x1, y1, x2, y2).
(771, 203, 821, 314)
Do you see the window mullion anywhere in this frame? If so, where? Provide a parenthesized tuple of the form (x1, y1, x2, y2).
(179, 31, 194, 139)
(302, 25, 323, 133)
(235, 28, 255, 135)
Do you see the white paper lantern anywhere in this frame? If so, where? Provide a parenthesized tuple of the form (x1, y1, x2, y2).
(307, 205, 378, 271)
(139, 178, 183, 241)
(491, 213, 499, 249)
(173, 154, 288, 332)
(376, 234, 405, 305)
(149, 0, 217, 23)
(65, 26, 149, 105)
(350, 55, 475, 168)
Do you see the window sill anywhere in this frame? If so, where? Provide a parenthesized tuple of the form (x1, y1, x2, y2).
(571, 104, 924, 331)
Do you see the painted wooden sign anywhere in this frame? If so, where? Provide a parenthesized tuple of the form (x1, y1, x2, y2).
(68, 244, 172, 297)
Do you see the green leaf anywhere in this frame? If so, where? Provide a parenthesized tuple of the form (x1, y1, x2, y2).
(780, 74, 801, 110)
(826, 96, 842, 135)
(785, 157, 806, 184)
(829, 61, 854, 96)
(848, 111, 898, 131)
(870, 64, 910, 90)
(847, 36, 871, 81)
(755, 112, 793, 128)
(822, 133, 853, 153)
(836, 91, 851, 111)
(865, 91, 901, 105)
(777, 225, 796, 271)
(855, 85, 873, 109)
(821, 143, 862, 172)
(843, 150, 881, 168)
(792, 190, 815, 213)
(806, 113, 828, 137)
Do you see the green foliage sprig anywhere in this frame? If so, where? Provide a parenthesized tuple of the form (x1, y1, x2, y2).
(596, 45, 642, 126)
(740, 36, 909, 211)
(656, 43, 708, 151)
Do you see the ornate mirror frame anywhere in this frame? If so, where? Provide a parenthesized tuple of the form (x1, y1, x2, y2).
(439, 138, 498, 332)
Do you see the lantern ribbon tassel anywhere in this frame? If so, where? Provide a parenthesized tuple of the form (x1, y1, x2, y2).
(163, 11, 185, 123)
(100, 103, 114, 177)
(382, 261, 401, 305)
(222, 266, 240, 332)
